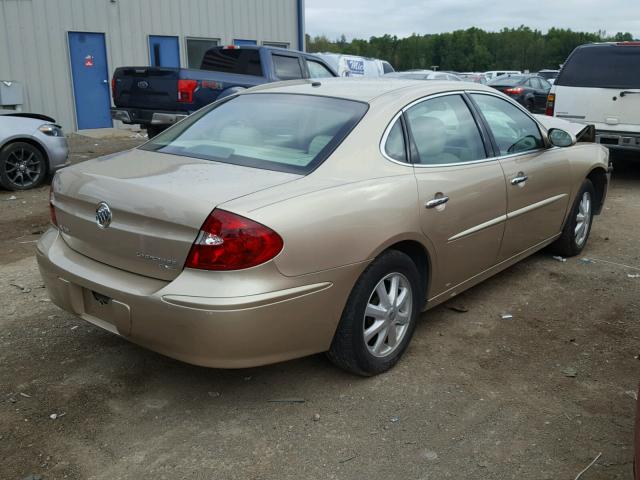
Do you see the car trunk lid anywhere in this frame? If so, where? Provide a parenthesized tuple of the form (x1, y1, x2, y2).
(52, 149, 300, 281)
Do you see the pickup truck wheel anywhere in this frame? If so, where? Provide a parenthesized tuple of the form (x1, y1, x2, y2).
(0, 142, 47, 191)
(145, 126, 165, 139)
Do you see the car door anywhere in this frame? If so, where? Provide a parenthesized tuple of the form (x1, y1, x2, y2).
(530, 78, 549, 111)
(399, 93, 507, 295)
(469, 92, 572, 260)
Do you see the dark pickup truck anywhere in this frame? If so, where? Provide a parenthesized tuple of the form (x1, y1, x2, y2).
(111, 46, 337, 137)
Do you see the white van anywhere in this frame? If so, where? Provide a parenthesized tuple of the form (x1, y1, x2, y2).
(547, 42, 640, 151)
(484, 70, 521, 81)
(313, 53, 393, 77)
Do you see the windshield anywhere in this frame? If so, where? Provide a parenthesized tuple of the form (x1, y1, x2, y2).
(140, 93, 368, 174)
(489, 75, 525, 86)
(556, 45, 640, 89)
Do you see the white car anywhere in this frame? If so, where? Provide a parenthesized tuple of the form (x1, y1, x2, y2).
(0, 113, 69, 190)
(547, 42, 640, 152)
(484, 70, 522, 81)
(386, 70, 462, 81)
(313, 53, 392, 77)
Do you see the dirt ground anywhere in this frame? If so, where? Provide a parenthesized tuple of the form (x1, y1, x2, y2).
(0, 135, 638, 480)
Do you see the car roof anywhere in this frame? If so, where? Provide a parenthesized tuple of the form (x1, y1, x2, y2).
(244, 77, 496, 103)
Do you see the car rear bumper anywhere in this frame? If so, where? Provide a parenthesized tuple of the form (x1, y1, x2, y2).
(36, 228, 363, 368)
(111, 107, 190, 127)
(595, 130, 640, 151)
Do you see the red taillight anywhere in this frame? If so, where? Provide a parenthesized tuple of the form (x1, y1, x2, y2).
(111, 77, 116, 99)
(223, 45, 239, 49)
(177, 79, 198, 103)
(545, 93, 556, 116)
(504, 87, 524, 94)
(185, 209, 283, 271)
(49, 187, 58, 227)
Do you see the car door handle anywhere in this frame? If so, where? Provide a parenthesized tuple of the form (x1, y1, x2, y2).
(511, 174, 528, 185)
(425, 196, 449, 209)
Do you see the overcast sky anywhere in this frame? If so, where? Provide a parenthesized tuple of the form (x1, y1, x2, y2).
(306, 0, 640, 40)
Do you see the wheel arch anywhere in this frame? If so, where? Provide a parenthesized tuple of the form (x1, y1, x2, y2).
(379, 239, 431, 306)
(586, 166, 608, 215)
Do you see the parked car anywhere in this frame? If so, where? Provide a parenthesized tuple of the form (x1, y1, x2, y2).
(40, 79, 609, 376)
(0, 113, 69, 191)
(386, 70, 462, 81)
(537, 69, 560, 84)
(488, 74, 552, 112)
(484, 70, 521, 81)
(547, 42, 640, 152)
(111, 45, 337, 138)
(457, 72, 488, 84)
(313, 53, 394, 77)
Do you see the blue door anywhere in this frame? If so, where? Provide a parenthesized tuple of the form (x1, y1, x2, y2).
(234, 39, 257, 46)
(68, 32, 112, 129)
(149, 35, 180, 68)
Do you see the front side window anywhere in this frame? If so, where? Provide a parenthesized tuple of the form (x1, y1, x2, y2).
(306, 60, 334, 78)
(273, 55, 303, 80)
(140, 93, 368, 174)
(471, 93, 543, 155)
(405, 95, 486, 165)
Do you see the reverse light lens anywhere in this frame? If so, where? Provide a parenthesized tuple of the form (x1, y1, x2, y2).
(177, 79, 198, 103)
(49, 187, 58, 227)
(545, 93, 556, 116)
(39, 124, 64, 137)
(185, 209, 283, 271)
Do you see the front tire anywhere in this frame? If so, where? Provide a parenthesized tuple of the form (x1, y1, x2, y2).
(0, 142, 47, 191)
(550, 179, 595, 257)
(327, 250, 422, 376)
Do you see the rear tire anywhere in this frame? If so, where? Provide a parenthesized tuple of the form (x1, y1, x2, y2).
(327, 250, 422, 376)
(550, 179, 595, 257)
(145, 125, 165, 139)
(0, 142, 47, 191)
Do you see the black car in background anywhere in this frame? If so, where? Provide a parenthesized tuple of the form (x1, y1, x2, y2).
(488, 74, 552, 113)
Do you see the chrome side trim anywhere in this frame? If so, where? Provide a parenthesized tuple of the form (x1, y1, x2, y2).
(507, 194, 568, 219)
(448, 214, 507, 242)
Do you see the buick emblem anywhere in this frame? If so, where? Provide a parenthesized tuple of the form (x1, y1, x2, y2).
(95, 202, 112, 229)
(137, 80, 149, 89)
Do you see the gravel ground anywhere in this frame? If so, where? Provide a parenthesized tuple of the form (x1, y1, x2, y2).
(0, 136, 638, 480)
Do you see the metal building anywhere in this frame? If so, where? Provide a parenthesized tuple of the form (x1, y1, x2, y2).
(0, 0, 305, 131)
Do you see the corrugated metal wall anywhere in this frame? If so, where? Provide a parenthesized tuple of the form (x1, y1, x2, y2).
(0, 0, 301, 131)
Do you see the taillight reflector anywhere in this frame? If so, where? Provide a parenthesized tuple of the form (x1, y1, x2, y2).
(111, 77, 116, 98)
(185, 209, 283, 271)
(177, 79, 198, 103)
(545, 93, 556, 116)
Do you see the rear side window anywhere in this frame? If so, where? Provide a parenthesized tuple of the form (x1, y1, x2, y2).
(273, 55, 303, 80)
(200, 48, 262, 76)
(384, 119, 407, 162)
(140, 93, 368, 174)
(556, 45, 640, 89)
(405, 94, 486, 165)
(306, 60, 334, 78)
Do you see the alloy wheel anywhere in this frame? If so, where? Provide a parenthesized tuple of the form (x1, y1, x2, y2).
(363, 272, 413, 358)
(574, 191, 591, 247)
(4, 147, 42, 188)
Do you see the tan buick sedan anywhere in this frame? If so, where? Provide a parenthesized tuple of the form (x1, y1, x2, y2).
(38, 79, 610, 375)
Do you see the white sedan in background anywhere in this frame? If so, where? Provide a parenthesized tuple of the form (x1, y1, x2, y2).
(0, 113, 69, 190)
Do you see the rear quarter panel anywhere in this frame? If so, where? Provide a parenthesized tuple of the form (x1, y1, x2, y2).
(563, 143, 609, 219)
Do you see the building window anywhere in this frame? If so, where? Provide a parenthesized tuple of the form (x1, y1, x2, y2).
(186, 38, 220, 69)
(234, 39, 257, 46)
(263, 41, 289, 49)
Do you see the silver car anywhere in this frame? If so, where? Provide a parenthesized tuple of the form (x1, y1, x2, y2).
(0, 113, 69, 190)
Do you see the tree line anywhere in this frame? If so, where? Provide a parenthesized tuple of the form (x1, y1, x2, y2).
(306, 27, 636, 72)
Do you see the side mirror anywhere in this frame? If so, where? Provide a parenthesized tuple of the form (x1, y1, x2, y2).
(548, 128, 575, 148)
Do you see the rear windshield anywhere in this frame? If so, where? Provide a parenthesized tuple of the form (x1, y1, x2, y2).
(489, 75, 525, 86)
(556, 45, 640, 89)
(140, 93, 368, 174)
(200, 48, 263, 76)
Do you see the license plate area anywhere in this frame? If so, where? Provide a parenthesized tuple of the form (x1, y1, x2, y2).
(81, 287, 131, 336)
